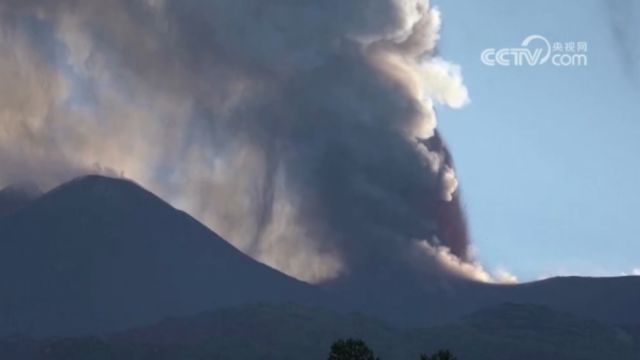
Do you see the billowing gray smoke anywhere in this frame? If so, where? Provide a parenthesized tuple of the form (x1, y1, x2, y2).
(0, 0, 508, 284)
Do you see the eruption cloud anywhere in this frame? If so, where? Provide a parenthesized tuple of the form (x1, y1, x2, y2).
(0, 0, 510, 284)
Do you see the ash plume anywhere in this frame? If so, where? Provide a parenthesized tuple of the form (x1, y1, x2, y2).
(0, 0, 504, 284)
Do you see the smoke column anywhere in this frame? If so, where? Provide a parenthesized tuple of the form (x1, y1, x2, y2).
(0, 0, 511, 284)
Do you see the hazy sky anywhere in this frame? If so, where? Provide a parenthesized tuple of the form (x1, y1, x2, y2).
(433, 0, 640, 280)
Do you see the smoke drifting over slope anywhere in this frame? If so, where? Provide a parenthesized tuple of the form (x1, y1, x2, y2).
(0, 0, 497, 283)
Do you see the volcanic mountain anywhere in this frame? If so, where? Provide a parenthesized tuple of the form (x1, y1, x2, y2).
(0, 183, 42, 218)
(1, 175, 639, 339)
(0, 176, 327, 337)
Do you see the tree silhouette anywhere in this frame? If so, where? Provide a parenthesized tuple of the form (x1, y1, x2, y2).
(420, 349, 458, 360)
(327, 338, 379, 360)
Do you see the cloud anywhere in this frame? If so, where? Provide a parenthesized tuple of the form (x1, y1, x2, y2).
(493, 268, 519, 284)
(0, 0, 472, 284)
(418, 242, 518, 284)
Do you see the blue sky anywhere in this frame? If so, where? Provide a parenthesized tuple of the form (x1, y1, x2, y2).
(432, 0, 640, 280)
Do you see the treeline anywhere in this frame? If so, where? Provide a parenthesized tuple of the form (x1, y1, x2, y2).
(328, 338, 457, 360)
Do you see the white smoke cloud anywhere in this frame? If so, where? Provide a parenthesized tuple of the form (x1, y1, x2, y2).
(440, 166, 458, 202)
(0, 0, 472, 284)
(493, 268, 519, 284)
(418, 241, 518, 284)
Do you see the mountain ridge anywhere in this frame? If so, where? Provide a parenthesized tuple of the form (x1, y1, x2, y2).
(0, 175, 328, 337)
(1, 175, 639, 338)
(0, 182, 42, 218)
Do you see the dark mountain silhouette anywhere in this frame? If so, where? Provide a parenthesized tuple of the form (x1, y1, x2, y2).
(1, 174, 639, 343)
(459, 276, 640, 326)
(0, 303, 634, 360)
(321, 268, 640, 328)
(0, 176, 328, 337)
(0, 182, 42, 218)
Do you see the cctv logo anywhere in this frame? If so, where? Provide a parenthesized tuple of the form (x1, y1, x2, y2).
(481, 35, 588, 67)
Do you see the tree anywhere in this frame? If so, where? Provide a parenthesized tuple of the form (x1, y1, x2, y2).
(327, 338, 380, 360)
(420, 349, 458, 360)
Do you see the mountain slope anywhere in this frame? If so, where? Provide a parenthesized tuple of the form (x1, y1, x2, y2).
(0, 183, 42, 218)
(505, 276, 640, 323)
(0, 176, 326, 337)
(320, 270, 640, 328)
(451, 276, 640, 327)
(1, 175, 639, 340)
(2, 303, 633, 360)
(430, 303, 635, 360)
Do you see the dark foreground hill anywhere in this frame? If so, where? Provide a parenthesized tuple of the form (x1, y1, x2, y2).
(0, 176, 327, 337)
(467, 275, 640, 326)
(0, 303, 635, 360)
(319, 257, 640, 328)
(415, 275, 640, 328)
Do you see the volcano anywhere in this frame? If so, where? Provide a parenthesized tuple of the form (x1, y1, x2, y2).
(0, 183, 42, 218)
(0, 175, 639, 339)
(0, 176, 326, 337)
